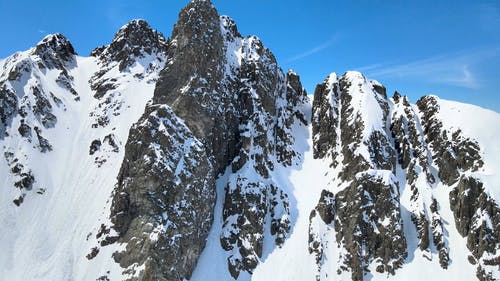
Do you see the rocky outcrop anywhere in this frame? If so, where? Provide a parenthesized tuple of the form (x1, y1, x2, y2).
(101, 0, 308, 279)
(32, 33, 76, 69)
(0, 33, 76, 141)
(390, 93, 450, 266)
(417, 96, 483, 185)
(1, 1, 498, 280)
(450, 176, 500, 278)
(91, 19, 167, 71)
(0, 85, 17, 139)
(218, 16, 307, 280)
(105, 105, 215, 280)
(89, 20, 167, 129)
(417, 95, 498, 278)
(312, 73, 339, 162)
(153, 0, 232, 174)
(310, 72, 407, 280)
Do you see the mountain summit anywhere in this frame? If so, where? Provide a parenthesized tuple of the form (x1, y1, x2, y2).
(0, 1, 498, 281)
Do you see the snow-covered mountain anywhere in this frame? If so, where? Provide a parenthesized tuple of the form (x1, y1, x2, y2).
(0, 1, 498, 280)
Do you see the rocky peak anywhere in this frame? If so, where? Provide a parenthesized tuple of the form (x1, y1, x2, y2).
(160, 0, 222, 97)
(91, 19, 167, 70)
(100, 0, 309, 279)
(286, 69, 301, 86)
(171, 0, 218, 46)
(220, 15, 241, 41)
(393, 90, 402, 102)
(310, 71, 406, 280)
(32, 33, 76, 68)
(286, 70, 308, 106)
(152, 0, 226, 152)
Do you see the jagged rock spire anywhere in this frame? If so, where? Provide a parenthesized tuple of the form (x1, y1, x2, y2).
(91, 19, 167, 70)
(153, 0, 225, 144)
(32, 33, 76, 68)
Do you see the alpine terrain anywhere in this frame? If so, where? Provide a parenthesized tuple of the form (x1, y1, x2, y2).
(0, 1, 498, 280)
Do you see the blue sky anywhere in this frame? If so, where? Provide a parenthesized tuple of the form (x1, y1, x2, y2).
(1, 0, 499, 112)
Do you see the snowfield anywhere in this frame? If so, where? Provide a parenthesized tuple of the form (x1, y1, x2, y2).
(0, 48, 163, 280)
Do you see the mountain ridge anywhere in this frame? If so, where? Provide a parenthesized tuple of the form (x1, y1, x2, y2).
(0, 1, 499, 280)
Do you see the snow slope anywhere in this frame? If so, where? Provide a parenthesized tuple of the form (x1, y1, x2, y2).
(252, 108, 329, 281)
(0, 47, 163, 280)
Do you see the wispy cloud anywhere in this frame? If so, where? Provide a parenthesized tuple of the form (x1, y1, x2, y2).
(354, 47, 499, 89)
(354, 63, 384, 72)
(285, 35, 338, 63)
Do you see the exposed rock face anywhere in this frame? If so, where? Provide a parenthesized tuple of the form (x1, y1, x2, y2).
(417, 96, 483, 185)
(1, 33, 76, 141)
(108, 104, 215, 280)
(310, 77, 500, 280)
(0, 14, 170, 280)
(390, 93, 449, 267)
(310, 85, 499, 280)
(416, 96, 499, 279)
(33, 33, 77, 69)
(102, 0, 308, 279)
(0, 85, 17, 139)
(310, 72, 407, 280)
(450, 177, 499, 258)
(217, 19, 307, 281)
(91, 19, 167, 71)
(312, 74, 338, 161)
(153, 0, 232, 174)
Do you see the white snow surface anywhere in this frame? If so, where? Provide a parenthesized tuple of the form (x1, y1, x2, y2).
(343, 71, 386, 138)
(0, 45, 163, 280)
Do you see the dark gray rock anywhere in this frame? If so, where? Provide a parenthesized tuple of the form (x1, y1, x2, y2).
(89, 139, 102, 155)
(417, 96, 483, 185)
(275, 70, 308, 166)
(31, 85, 57, 129)
(142, 1, 306, 278)
(449, 176, 499, 259)
(18, 120, 32, 140)
(416, 95, 498, 278)
(106, 105, 215, 281)
(429, 198, 450, 268)
(335, 173, 407, 279)
(312, 74, 339, 161)
(153, 0, 233, 175)
(390, 93, 442, 256)
(88, 19, 167, 131)
(90, 19, 167, 71)
(314, 190, 335, 225)
(55, 69, 79, 98)
(310, 72, 407, 280)
(32, 33, 76, 69)
(34, 126, 52, 152)
(0, 84, 18, 139)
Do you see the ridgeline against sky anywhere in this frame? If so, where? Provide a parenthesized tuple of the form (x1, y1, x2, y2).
(1, 0, 499, 112)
